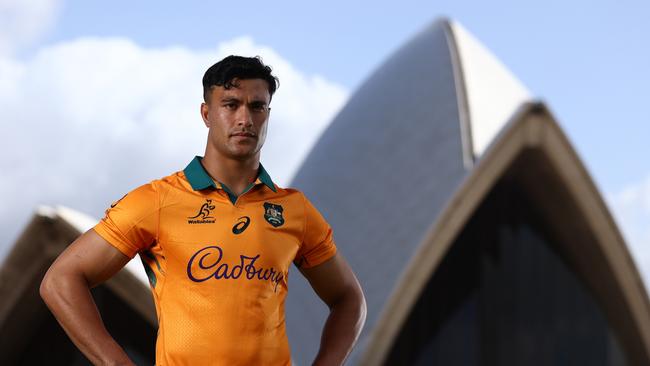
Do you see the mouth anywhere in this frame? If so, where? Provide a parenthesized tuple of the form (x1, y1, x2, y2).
(231, 131, 257, 138)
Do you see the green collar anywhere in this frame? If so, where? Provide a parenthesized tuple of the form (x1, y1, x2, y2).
(183, 156, 277, 192)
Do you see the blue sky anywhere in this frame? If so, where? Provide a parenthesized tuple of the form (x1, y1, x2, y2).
(1, 0, 649, 283)
(36, 0, 649, 191)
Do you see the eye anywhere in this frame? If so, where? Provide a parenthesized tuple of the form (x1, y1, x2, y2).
(250, 103, 268, 113)
(223, 102, 237, 110)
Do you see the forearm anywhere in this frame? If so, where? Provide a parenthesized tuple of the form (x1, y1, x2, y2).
(313, 290, 367, 366)
(40, 271, 134, 366)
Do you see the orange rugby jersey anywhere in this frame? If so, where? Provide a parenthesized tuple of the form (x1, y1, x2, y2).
(93, 156, 337, 366)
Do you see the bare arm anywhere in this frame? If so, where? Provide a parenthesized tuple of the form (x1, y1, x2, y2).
(39, 229, 135, 366)
(299, 253, 367, 366)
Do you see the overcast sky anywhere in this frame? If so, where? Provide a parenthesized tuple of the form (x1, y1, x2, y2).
(1, 0, 648, 290)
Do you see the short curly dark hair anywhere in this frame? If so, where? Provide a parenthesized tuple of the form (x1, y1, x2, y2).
(202, 55, 279, 102)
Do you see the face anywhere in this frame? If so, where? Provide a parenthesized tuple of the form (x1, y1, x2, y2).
(201, 78, 271, 162)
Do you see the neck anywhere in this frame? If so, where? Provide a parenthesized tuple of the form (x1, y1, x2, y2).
(201, 150, 260, 196)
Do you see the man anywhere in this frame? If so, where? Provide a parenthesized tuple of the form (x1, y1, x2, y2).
(40, 55, 367, 365)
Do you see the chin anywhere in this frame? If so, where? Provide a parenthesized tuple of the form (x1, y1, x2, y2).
(222, 143, 262, 160)
(228, 150, 258, 161)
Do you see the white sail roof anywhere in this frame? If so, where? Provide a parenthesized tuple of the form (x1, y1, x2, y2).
(450, 21, 532, 158)
(36, 205, 149, 285)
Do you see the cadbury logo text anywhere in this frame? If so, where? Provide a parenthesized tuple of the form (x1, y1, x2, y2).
(186, 245, 284, 292)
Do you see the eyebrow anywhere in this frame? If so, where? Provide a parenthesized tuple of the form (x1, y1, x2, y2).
(249, 100, 268, 106)
(220, 97, 268, 106)
(220, 97, 241, 103)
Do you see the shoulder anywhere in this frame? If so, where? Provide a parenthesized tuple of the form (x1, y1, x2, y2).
(270, 187, 328, 220)
(268, 186, 310, 205)
(274, 186, 305, 197)
(134, 170, 196, 199)
(110, 170, 187, 207)
(154, 170, 191, 191)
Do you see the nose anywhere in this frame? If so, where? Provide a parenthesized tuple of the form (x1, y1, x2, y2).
(236, 105, 253, 127)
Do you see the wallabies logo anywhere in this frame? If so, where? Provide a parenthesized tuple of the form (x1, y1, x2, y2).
(263, 202, 284, 227)
(187, 199, 216, 224)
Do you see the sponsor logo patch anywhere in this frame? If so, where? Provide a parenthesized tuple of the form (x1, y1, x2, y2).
(186, 245, 285, 292)
(232, 216, 251, 234)
(187, 199, 216, 224)
(263, 202, 284, 227)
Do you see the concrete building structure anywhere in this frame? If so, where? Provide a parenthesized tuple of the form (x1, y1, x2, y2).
(284, 19, 650, 366)
(0, 206, 155, 365)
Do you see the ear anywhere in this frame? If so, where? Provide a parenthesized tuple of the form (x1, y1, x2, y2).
(200, 102, 210, 128)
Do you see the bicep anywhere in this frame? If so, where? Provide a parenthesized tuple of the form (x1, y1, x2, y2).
(299, 253, 362, 308)
(46, 229, 131, 288)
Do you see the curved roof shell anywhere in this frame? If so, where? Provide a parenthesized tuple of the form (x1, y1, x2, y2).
(360, 102, 650, 365)
(285, 18, 650, 365)
(0, 206, 155, 364)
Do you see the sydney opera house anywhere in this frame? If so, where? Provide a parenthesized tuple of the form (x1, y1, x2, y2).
(1, 19, 649, 365)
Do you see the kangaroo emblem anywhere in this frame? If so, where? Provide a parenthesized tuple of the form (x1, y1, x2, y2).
(188, 199, 216, 220)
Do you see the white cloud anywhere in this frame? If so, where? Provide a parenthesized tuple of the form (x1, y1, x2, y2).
(607, 175, 650, 293)
(0, 36, 348, 257)
(0, 0, 61, 56)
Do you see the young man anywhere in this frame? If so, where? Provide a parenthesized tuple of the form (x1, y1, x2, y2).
(40, 56, 367, 366)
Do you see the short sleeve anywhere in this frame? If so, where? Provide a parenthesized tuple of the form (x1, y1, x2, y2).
(93, 183, 159, 259)
(294, 193, 337, 269)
